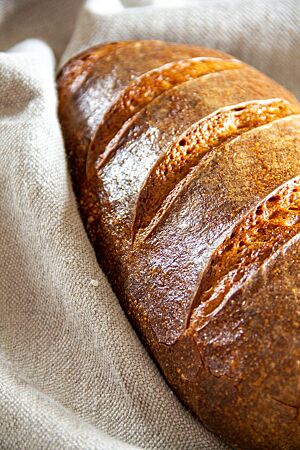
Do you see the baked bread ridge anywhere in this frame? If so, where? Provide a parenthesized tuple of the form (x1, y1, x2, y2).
(57, 40, 231, 194)
(86, 56, 243, 177)
(190, 176, 300, 327)
(57, 40, 300, 449)
(133, 98, 297, 235)
(93, 66, 299, 240)
(128, 114, 300, 343)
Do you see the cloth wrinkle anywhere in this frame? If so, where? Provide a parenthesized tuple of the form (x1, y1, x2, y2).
(0, 0, 299, 448)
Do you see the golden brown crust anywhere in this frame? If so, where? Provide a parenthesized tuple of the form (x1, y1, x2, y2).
(57, 40, 230, 191)
(128, 115, 300, 344)
(189, 177, 300, 331)
(133, 99, 299, 236)
(92, 66, 300, 252)
(86, 57, 242, 178)
(154, 235, 300, 450)
(57, 40, 300, 450)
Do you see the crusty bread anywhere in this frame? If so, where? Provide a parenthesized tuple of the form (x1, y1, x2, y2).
(57, 40, 300, 449)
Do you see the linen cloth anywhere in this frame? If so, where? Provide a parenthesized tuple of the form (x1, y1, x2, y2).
(0, 0, 299, 448)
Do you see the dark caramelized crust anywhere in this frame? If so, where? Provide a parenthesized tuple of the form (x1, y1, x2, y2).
(127, 115, 300, 345)
(94, 67, 299, 252)
(189, 178, 300, 332)
(86, 57, 242, 177)
(134, 99, 298, 236)
(57, 40, 300, 450)
(163, 237, 300, 450)
(57, 40, 230, 191)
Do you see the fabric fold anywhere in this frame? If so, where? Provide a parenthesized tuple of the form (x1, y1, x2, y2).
(0, 0, 299, 448)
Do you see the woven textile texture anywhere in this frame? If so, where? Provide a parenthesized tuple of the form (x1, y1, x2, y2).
(0, 0, 299, 448)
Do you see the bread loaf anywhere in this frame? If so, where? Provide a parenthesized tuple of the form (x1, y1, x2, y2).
(57, 40, 300, 449)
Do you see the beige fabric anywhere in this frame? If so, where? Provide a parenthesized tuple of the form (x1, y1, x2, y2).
(0, 1, 299, 448)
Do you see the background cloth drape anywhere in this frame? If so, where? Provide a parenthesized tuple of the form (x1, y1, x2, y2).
(0, 0, 299, 448)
